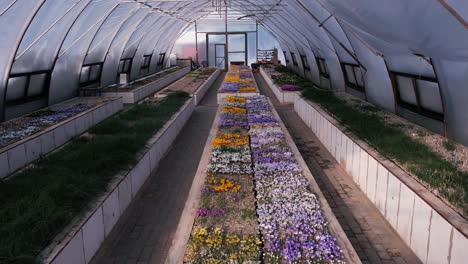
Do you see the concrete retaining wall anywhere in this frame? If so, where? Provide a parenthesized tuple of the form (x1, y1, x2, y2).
(193, 69, 220, 105)
(259, 66, 300, 104)
(294, 97, 468, 264)
(0, 97, 123, 179)
(102, 67, 191, 104)
(42, 97, 197, 264)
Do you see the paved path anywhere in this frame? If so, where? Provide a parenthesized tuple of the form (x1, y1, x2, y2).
(91, 73, 225, 264)
(254, 73, 421, 264)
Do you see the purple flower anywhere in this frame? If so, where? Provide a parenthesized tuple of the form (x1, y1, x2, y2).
(280, 84, 302, 91)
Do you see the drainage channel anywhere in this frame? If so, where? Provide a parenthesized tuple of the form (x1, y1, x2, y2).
(254, 73, 422, 264)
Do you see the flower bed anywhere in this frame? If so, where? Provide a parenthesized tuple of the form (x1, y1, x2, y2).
(246, 95, 344, 263)
(219, 65, 258, 94)
(184, 95, 262, 263)
(0, 92, 190, 263)
(185, 94, 347, 263)
(103, 66, 181, 92)
(262, 65, 307, 91)
(102, 67, 191, 104)
(0, 100, 99, 148)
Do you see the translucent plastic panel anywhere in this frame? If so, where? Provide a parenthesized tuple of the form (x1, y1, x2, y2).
(228, 34, 246, 52)
(172, 26, 196, 59)
(417, 80, 444, 114)
(385, 55, 435, 78)
(345, 65, 356, 84)
(196, 33, 207, 64)
(215, 45, 225, 57)
(228, 53, 246, 66)
(247, 32, 256, 66)
(227, 23, 256, 32)
(28, 74, 46, 97)
(16, 0, 80, 55)
(354, 67, 365, 87)
(197, 23, 225, 32)
(396, 76, 417, 105)
(11, 0, 89, 73)
(445, 0, 468, 21)
(60, 0, 119, 53)
(89, 64, 101, 81)
(0, 1, 15, 14)
(6, 76, 27, 102)
(80, 66, 90, 83)
(121, 14, 160, 59)
(84, 3, 138, 65)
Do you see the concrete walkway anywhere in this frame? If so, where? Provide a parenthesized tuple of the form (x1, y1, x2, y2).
(90, 73, 225, 264)
(254, 73, 421, 264)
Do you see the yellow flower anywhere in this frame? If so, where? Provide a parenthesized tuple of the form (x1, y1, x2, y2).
(221, 106, 246, 114)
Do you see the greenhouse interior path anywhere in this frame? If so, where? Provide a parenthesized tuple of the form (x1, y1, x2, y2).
(90, 72, 225, 264)
(254, 73, 421, 264)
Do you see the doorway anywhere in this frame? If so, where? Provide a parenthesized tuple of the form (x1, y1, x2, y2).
(206, 32, 248, 69)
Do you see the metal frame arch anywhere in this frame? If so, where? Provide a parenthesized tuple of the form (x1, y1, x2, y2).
(0, 0, 46, 121)
(49, 0, 122, 105)
(101, 6, 152, 86)
(83, 2, 141, 65)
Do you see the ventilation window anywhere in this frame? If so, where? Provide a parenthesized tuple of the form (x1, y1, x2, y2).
(391, 72, 444, 121)
(141, 54, 152, 69)
(342, 63, 365, 92)
(316, 58, 329, 78)
(79, 63, 103, 87)
(157, 53, 166, 66)
(283, 51, 289, 64)
(5, 71, 50, 105)
(301, 55, 310, 70)
(290, 52, 298, 66)
(118, 58, 133, 74)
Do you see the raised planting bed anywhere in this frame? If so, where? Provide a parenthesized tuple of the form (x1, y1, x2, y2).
(217, 65, 260, 103)
(260, 65, 302, 104)
(101, 66, 191, 104)
(0, 92, 194, 263)
(294, 92, 468, 264)
(171, 95, 359, 263)
(0, 97, 123, 179)
(156, 67, 220, 105)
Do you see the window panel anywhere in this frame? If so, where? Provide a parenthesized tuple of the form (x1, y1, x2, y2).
(290, 52, 298, 66)
(89, 64, 102, 82)
(396, 76, 418, 105)
(142, 55, 152, 69)
(80, 66, 91, 83)
(157, 53, 166, 66)
(301, 55, 310, 70)
(316, 58, 329, 78)
(6, 76, 27, 102)
(345, 65, 356, 84)
(283, 51, 289, 63)
(354, 67, 365, 87)
(417, 80, 443, 114)
(28, 74, 46, 97)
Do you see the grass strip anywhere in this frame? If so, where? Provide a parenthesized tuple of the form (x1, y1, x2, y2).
(301, 87, 467, 215)
(0, 91, 190, 264)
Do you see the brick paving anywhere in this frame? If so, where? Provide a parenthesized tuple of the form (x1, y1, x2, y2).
(254, 73, 422, 264)
(90, 73, 224, 264)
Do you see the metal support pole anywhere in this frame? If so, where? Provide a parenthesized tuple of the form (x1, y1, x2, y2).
(195, 21, 199, 64)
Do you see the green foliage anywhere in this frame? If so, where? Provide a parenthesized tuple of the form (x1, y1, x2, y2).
(0, 92, 190, 263)
(443, 140, 456, 152)
(301, 87, 467, 215)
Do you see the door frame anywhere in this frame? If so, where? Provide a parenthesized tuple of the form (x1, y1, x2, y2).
(206, 32, 248, 69)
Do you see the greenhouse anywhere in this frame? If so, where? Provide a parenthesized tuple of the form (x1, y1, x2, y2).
(0, 0, 467, 263)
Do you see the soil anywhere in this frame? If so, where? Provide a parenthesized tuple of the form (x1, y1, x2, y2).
(341, 93, 468, 173)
